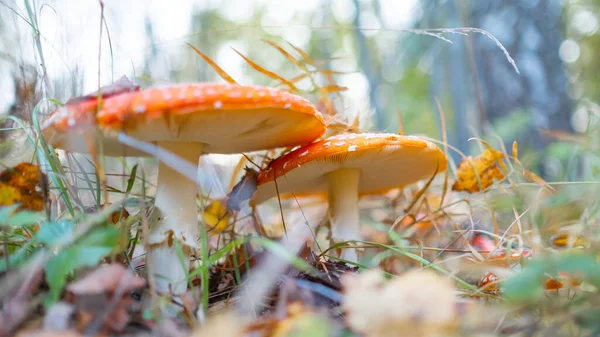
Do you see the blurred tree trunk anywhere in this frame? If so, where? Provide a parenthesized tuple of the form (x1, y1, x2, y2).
(468, 0, 573, 176)
(420, 0, 472, 163)
(351, 0, 385, 131)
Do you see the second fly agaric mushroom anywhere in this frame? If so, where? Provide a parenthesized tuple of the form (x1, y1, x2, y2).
(41, 82, 326, 294)
(251, 133, 448, 262)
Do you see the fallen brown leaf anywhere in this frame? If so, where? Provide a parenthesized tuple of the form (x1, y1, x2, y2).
(0, 256, 45, 337)
(67, 264, 145, 295)
(65, 264, 146, 334)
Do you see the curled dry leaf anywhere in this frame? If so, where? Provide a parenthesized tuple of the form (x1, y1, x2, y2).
(0, 162, 47, 212)
(452, 147, 507, 193)
(342, 269, 457, 337)
(226, 167, 258, 212)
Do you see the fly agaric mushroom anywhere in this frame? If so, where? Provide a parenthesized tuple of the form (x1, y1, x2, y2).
(41, 82, 326, 294)
(251, 133, 447, 262)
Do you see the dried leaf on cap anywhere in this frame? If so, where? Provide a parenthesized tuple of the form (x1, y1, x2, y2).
(66, 75, 139, 105)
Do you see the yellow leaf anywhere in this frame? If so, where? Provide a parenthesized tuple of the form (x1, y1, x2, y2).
(550, 233, 588, 248)
(452, 147, 507, 193)
(187, 43, 237, 84)
(203, 200, 229, 234)
(523, 169, 555, 192)
(232, 48, 298, 92)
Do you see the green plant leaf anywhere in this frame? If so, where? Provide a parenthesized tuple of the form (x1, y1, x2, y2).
(36, 220, 74, 246)
(5, 211, 45, 226)
(44, 226, 119, 305)
(0, 205, 20, 221)
(0, 205, 44, 227)
(502, 252, 600, 303)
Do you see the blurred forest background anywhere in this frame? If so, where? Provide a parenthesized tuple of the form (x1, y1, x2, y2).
(0, 0, 598, 184)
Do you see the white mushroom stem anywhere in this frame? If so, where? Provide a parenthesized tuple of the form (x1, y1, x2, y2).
(327, 168, 361, 263)
(147, 141, 204, 295)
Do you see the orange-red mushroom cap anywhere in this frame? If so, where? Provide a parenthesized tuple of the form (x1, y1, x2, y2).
(41, 83, 326, 156)
(251, 133, 448, 205)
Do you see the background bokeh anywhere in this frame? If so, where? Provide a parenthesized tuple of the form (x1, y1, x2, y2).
(1, 0, 598, 186)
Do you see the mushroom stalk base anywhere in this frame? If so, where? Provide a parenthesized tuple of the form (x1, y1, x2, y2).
(147, 141, 204, 295)
(327, 168, 361, 263)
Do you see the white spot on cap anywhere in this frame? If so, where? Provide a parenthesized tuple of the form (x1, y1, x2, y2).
(67, 117, 76, 126)
(163, 92, 173, 101)
(258, 91, 266, 97)
(58, 108, 68, 119)
(246, 92, 253, 99)
(207, 88, 216, 95)
(299, 150, 309, 157)
(214, 101, 223, 109)
(134, 105, 146, 114)
(283, 162, 289, 169)
(323, 142, 331, 148)
(348, 145, 357, 152)
(334, 142, 345, 146)
(284, 103, 291, 109)
(193, 89, 202, 97)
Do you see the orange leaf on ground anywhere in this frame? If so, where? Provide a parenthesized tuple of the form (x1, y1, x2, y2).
(0, 162, 47, 212)
(452, 147, 507, 193)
